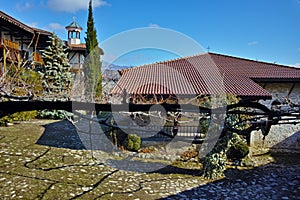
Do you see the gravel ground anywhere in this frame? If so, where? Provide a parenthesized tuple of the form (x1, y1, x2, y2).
(0, 120, 299, 200)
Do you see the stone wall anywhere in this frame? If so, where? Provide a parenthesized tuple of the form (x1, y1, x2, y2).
(251, 82, 300, 152)
(258, 82, 300, 108)
(250, 125, 300, 153)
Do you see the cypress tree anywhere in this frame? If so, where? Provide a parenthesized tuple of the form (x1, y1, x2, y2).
(84, 0, 102, 101)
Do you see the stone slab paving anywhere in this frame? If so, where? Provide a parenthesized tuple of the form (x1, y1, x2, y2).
(0, 120, 299, 199)
(162, 166, 300, 200)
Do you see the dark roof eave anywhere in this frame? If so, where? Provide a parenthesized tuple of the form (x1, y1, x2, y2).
(111, 91, 272, 100)
(0, 11, 51, 36)
(33, 28, 52, 36)
(238, 95, 272, 101)
(251, 78, 300, 83)
(68, 47, 86, 52)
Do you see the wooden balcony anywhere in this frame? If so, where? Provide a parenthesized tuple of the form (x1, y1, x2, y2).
(33, 52, 43, 64)
(1, 38, 19, 50)
(70, 63, 83, 73)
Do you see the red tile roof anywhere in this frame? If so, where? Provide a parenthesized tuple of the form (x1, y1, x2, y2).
(112, 53, 300, 99)
(210, 53, 300, 79)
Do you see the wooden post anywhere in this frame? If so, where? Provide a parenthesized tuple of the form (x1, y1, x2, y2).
(122, 89, 127, 104)
(78, 53, 80, 70)
(3, 47, 6, 76)
(0, 62, 2, 76)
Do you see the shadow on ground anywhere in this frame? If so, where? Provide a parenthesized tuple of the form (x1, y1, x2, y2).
(36, 120, 203, 176)
(151, 164, 202, 176)
(35, 120, 300, 199)
(271, 131, 300, 152)
(36, 120, 86, 150)
(160, 152, 300, 199)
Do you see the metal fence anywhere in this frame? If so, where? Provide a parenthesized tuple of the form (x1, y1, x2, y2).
(119, 125, 205, 140)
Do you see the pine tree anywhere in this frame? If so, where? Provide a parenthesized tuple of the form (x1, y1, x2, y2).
(41, 33, 73, 100)
(84, 0, 102, 101)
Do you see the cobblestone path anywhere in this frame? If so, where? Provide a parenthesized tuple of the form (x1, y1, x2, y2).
(0, 120, 299, 199)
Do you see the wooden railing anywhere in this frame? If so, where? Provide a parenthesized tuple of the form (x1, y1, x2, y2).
(70, 63, 83, 72)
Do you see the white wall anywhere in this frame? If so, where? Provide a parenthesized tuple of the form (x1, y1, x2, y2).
(251, 82, 300, 153)
(68, 52, 85, 70)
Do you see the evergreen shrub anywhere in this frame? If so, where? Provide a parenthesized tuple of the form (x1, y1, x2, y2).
(0, 111, 38, 126)
(124, 134, 141, 151)
(227, 140, 249, 161)
(38, 110, 72, 120)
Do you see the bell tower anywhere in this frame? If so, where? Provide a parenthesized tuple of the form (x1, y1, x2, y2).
(65, 17, 83, 45)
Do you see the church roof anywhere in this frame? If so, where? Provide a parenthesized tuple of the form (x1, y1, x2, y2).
(112, 52, 300, 99)
(65, 20, 83, 30)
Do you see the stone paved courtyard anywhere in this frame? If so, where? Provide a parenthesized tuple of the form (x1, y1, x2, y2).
(0, 120, 299, 199)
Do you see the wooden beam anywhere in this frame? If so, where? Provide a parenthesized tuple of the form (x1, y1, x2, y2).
(68, 52, 77, 61)
(3, 47, 6, 75)
(0, 101, 212, 118)
(78, 53, 80, 69)
(0, 100, 298, 139)
(288, 83, 296, 97)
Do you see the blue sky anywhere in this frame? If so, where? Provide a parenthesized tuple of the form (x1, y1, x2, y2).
(1, 0, 300, 67)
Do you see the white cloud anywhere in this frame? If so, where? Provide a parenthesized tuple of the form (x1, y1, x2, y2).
(297, 48, 300, 51)
(248, 41, 259, 46)
(148, 23, 160, 28)
(294, 63, 300, 68)
(47, 0, 109, 12)
(46, 23, 65, 31)
(16, 2, 32, 11)
(27, 22, 38, 28)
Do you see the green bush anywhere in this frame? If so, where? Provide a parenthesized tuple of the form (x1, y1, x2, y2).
(227, 140, 249, 161)
(0, 115, 13, 126)
(202, 132, 231, 179)
(124, 134, 141, 151)
(198, 117, 210, 134)
(38, 110, 72, 120)
(0, 111, 38, 126)
(202, 151, 227, 179)
(202, 132, 250, 179)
